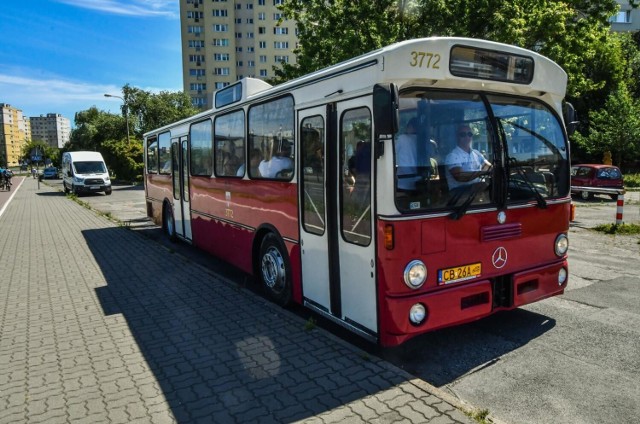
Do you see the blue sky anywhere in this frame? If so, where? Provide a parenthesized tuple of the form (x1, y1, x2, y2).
(0, 0, 182, 126)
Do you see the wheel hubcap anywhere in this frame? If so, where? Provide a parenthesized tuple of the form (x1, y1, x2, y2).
(261, 247, 285, 293)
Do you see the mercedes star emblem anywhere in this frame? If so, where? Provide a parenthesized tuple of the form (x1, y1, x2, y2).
(492, 247, 508, 269)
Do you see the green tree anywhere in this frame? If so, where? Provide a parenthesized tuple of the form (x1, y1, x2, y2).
(572, 82, 640, 166)
(68, 86, 198, 181)
(20, 140, 59, 167)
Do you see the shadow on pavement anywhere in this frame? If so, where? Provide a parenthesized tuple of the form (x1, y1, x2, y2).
(85, 226, 407, 422)
(378, 308, 555, 387)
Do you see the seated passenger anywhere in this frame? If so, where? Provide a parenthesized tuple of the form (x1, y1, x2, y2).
(259, 140, 293, 178)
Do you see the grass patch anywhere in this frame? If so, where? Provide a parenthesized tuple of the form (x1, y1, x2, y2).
(304, 317, 317, 331)
(466, 408, 491, 424)
(593, 223, 640, 235)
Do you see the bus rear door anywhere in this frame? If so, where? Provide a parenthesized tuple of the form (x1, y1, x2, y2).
(171, 136, 192, 242)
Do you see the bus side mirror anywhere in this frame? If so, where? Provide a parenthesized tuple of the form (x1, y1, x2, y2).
(563, 102, 578, 136)
(373, 83, 399, 136)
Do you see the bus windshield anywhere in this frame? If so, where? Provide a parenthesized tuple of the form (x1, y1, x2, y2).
(394, 89, 569, 213)
(73, 161, 107, 174)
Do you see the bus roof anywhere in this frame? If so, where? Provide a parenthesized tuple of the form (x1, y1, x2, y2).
(144, 37, 567, 137)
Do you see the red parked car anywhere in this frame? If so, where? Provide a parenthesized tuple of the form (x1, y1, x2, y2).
(571, 164, 624, 200)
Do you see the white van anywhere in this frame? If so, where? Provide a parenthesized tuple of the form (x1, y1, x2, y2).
(62, 151, 112, 195)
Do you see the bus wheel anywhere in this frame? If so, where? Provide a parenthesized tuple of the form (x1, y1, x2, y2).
(163, 204, 177, 243)
(259, 233, 292, 306)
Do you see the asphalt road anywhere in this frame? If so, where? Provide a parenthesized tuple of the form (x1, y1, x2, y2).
(34, 179, 640, 424)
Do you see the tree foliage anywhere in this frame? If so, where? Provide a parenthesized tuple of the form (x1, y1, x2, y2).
(572, 82, 640, 166)
(67, 87, 198, 180)
(20, 140, 60, 167)
(277, 0, 640, 167)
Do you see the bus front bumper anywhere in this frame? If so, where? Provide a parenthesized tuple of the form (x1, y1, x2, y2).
(380, 260, 568, 347)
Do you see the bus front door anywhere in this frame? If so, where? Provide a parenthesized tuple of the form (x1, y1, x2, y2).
(171, 136, 192, 242)
(298, 100, 377, 341)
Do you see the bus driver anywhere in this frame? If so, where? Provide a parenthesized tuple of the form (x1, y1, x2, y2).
(445, 124, 491, 192)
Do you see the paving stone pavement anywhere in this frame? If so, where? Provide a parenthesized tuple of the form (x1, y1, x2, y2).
(0, 178, 476, 423)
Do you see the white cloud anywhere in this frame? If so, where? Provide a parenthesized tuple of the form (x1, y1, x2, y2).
(0, 69, 181, 120)
(53, 0, 178, 18)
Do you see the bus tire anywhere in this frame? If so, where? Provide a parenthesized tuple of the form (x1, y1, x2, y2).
(259, 233, 292, 307)
(105, 188, 112, 195)
(163, 203, 177, 243)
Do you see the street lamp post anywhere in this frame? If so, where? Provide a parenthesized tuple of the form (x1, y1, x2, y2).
(104, 94, 130, 144)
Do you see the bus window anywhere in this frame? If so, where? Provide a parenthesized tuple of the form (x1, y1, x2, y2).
(190, 120, 213, 176)
(301, 116, 325, 235)
(147, 136, 158, 173)
(214, 110, 245, 177)
(341, 107, 372, 246)
(158, 132, 172, 175)
(249, 96, 295, 180)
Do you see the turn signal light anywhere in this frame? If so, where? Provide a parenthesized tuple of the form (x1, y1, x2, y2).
(384, 224, 394, 250)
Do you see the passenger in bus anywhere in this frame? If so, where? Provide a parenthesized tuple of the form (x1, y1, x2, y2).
(444, 124, 492, 191)
(258, 139, 293, 178)
(395, 117, 439, 192)
(237, 148, 263, 177)
(220, 142, 242, 176)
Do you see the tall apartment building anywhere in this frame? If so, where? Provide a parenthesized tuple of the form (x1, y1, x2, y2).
(30, 113, 71, 148)
(0, 103, 31, 167)
(180, 0, 298, 109)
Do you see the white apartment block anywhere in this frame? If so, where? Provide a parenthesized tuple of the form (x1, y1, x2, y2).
(29, 113, 71, 148)
(180, 0, 298, 109)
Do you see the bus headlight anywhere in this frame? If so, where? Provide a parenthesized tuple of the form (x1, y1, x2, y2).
(554, 234, 569, 256)
(409, 303, 427, 325)
(558, 267, 568, 285)
(404, 260, 427, 289)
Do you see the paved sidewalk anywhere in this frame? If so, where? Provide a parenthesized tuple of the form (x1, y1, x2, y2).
(0, 178, 476, 423)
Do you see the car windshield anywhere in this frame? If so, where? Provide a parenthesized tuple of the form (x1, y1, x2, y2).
(394, 89, 569, 215)
(74, 161, 106, 174)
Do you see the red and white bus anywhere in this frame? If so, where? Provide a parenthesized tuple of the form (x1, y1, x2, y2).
(144, 37, 573, 347)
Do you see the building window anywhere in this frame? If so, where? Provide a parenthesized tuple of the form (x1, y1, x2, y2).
(189, 69, 206, 76)
(215, 82, 229, 89)
(610, 10, 631, 23)
(274, 55, 289, 63)
(274, 27, 288, 35)
(214, 67, 230, 75)
(273, 0, 283, 5)
(236, 32, 242, 38)
(259, 69, 268, 77)
(248, 60, 255, 67)
(237, 61, 243, 67)
(214, 53, 230, 61)
(246, 3, 253, 9)
(259, 27, 266, 34)
(246, 18, 254, 23)
(274, 41, 289, 49)
(247, 32, 254, 38)
(235, 4, 241, 9)
(259, 41, 267, 48)
(213, 24, 228, 32)
(190, 83, 207, 91)
(273, 13, 283, 20)
(187, 11, 204, 19)
(258, 12, 266, 20)
(188, 26, 203, 34)
(258, 0, 265, 5)
(236, 47, 243, 52)
(259, 55, 267, 63)
(212, 38, 229, 46)
(212, 9, 228, 17)
(235, 18, 242, 24)
(189, 55, 206, 63)
(189, 40, 205, 48)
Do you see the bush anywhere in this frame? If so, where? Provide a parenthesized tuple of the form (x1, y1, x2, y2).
(624, 173, 640, 188)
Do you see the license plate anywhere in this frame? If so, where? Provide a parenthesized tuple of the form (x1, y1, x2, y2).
(90, 186, 100, 190)
(438, 262, 482, 285)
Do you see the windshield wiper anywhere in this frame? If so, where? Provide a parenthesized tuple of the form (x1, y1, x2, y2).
(508, 157, 547, 209)
(448, 179, 489, 220)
